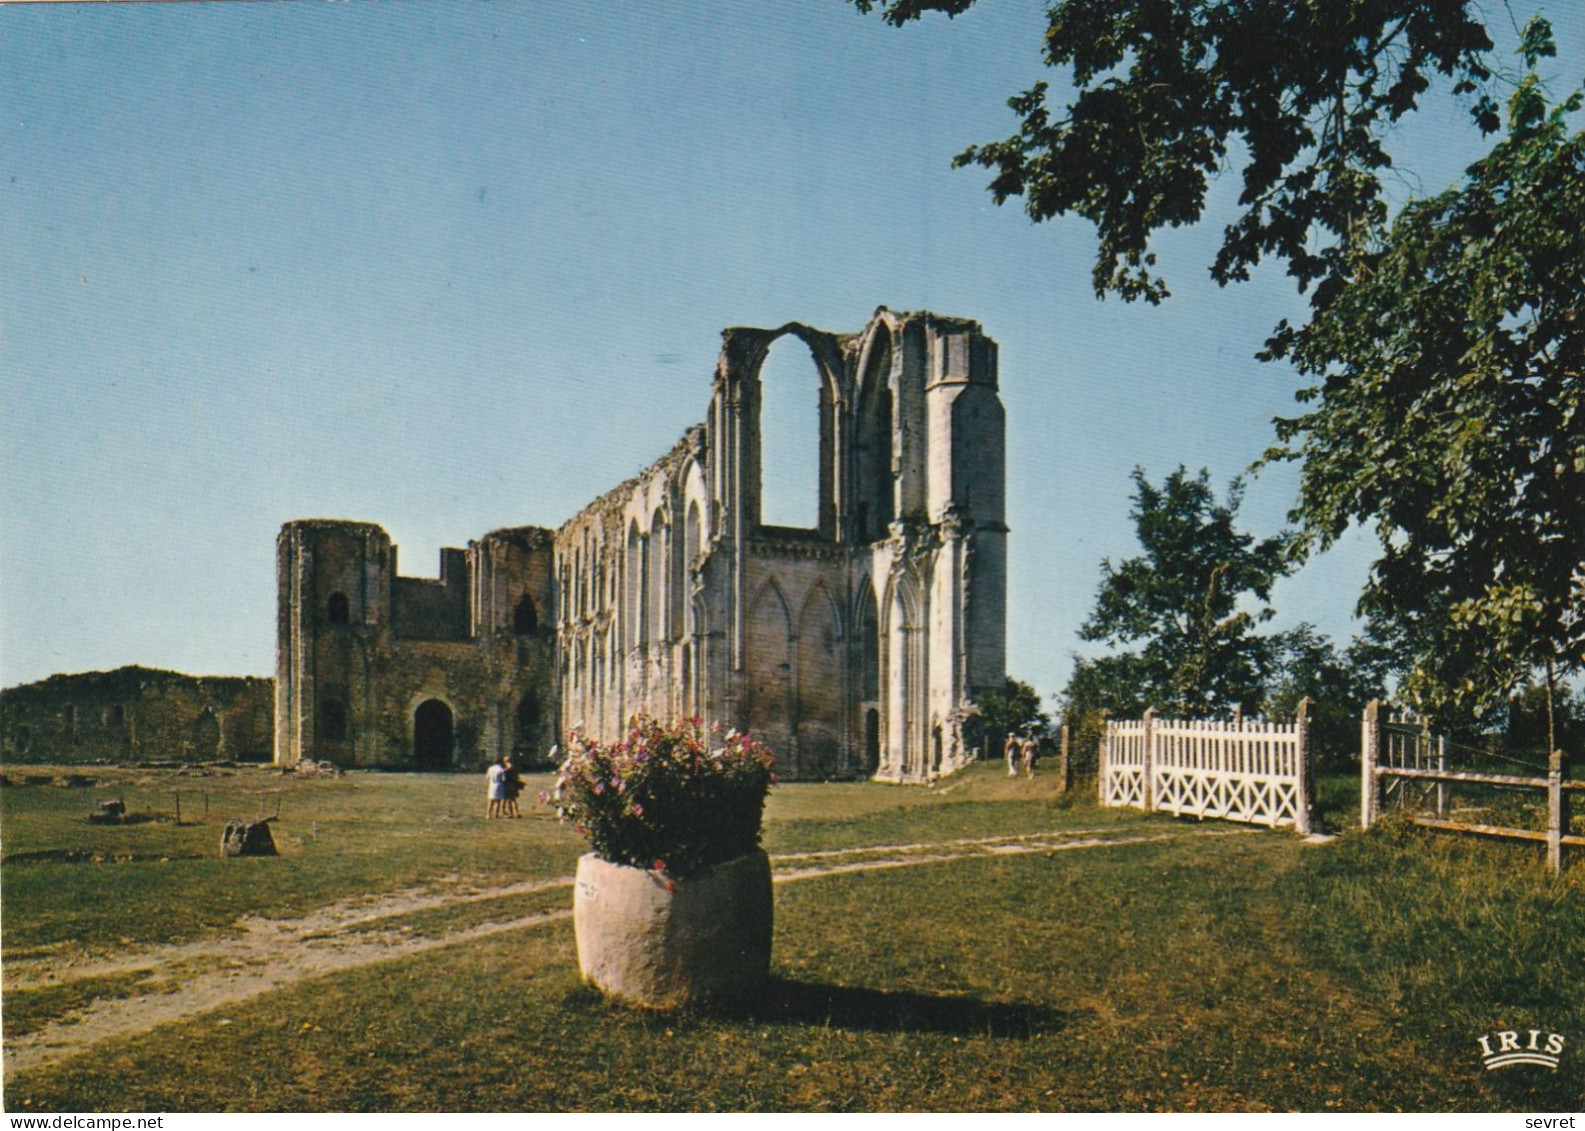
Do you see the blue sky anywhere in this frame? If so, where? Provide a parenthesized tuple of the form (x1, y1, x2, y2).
(3, 2, 1580, 705)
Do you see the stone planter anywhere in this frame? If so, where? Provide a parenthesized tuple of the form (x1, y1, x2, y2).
(573, 849, 772, 1008)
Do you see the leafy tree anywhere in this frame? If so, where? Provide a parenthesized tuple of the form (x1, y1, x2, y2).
(1079, 466, 1291, 716)
(975, 678, 1050, 755)
(852, 0, 1497, 307)
(856, 2, 1580, 746)
(1267, 31, 1585, 731)
(1052, 652, 1149, 777)
(1264, 623, 1387, 767)
(1507, 680, 1582, 759)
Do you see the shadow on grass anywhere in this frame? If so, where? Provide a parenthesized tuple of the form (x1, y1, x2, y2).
(707, 977, 1083, 1039)
(2, 847, 203, 864)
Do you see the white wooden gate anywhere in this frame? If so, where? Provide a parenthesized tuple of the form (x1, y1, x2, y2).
(1101, 705, 1313, 832)
(1360, 700, 1579, 873)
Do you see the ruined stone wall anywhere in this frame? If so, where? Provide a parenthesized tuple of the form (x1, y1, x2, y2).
(1, 667, 274, 764)
(555, 307, 1007, 783)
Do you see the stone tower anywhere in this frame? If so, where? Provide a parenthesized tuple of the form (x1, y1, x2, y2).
(274, 520, 555, 768)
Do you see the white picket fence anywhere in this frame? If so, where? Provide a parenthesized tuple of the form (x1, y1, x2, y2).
(1101, 704, 1313, 832)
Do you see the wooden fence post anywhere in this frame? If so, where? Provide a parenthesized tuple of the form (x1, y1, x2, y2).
(1361, 700, 1381, 830)
(1436, 735, 1448, 818)
(1058, 720, 1071, 795)
(1096, 709, 1110, 805)
(1142, 707, 1158, 815)
(1547, 747, 1568, 875)
(1295, 697, 1314, 835)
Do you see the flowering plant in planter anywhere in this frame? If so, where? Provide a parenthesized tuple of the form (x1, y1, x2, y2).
(544, 716, 776, 880)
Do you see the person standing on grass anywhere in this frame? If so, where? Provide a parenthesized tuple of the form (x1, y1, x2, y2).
(1021, 733, 1038, 779)
(1005, 732, 1020, 777)
(503, 756, 525, 818)
(486, 754, 509, 819)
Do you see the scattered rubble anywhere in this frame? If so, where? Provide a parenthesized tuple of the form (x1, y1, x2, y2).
(220, 818, 278, 858)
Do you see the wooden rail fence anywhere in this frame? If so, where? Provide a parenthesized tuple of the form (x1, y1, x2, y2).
(1100, 701, 1314, 832)
(1360, 700, 1579, 873)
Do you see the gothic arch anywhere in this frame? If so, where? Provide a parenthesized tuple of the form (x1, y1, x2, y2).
(853, 310, 902, 403)
(853, 577, 882, 705)
(624, 520, 644, 652)
(721, 323, 848, 538)
(755, 334, 827, 531)
(412, 698, 455, 769)
(725, 323, 847, 404)
(883, 573, 925, 779)
(512, 592, 538, 634)
(796, 580, 844, 776)
(744, 577, 793, 753)
(854, 322, 896, 542)
(680, 458, 709, 548)
(648, 506, 669, 644)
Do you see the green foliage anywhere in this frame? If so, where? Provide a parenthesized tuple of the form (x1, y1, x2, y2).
(1057, 622, 1385, 770)
(854, 0, 1577, 745)
(1506, 679, 1583, 756)
(974, 678, 1050, 753)
(1265, 623, 1386, 767)
(1052, 653, 1150, 776)
(854, 0, 1496, 306)
(1268, 38, 1585, 723)
(546, 717, 776, 878)
(1079, 466, 1291, 716)
(1056, 652, 1148, 718)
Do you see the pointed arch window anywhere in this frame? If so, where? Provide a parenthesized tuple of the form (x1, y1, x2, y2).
(757, 334, 825, 530)
(513, 593, 538, 635)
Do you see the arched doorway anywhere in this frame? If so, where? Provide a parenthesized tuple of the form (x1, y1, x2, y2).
(413, 700, 454, 768)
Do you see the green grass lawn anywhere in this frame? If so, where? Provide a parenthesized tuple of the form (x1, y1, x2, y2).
(3, 762, 1582, 1111)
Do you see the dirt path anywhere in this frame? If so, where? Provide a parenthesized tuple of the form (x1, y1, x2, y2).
(3, 826, 1234, 1079)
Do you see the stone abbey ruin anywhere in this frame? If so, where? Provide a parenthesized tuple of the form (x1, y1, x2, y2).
(278, 308, 1007, 782)
(6, 308, 1007, 784)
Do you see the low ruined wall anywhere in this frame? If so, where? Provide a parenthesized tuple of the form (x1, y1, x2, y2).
(0, 667, 274, 764)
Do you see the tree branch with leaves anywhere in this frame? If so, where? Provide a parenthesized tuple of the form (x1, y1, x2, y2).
(1266, 24, 1585, 728)
(852, 0, 1496, 307)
